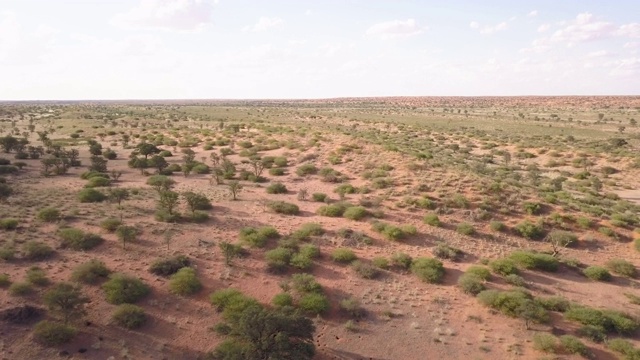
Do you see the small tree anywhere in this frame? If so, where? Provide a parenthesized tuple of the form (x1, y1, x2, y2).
(158, 190, 180, 214)
(108, 188, 130, 220)
(229, 181, 242, 200)
(249, 157, 266, 177)
(89, 156, 108, 173)
(0, 183, 12, 202)
(148, 155, 168, 173)
(182, 148, 196, 165)
(220, 241, 240, 266)
(116, 225, 138, 250)
(43, 283, 89, 324)
(134, 143, 160, 159)
(183, 191, 212, 215)
(147, 175, 175, 192)
(109, 170, 122, 182)
(163, 228, 175, 251)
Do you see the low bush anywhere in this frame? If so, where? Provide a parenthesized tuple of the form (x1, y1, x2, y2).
(289, 253, 313, 270)
(149, 255, 190, 276)
(78, 188, 106, 203)
(433, 242, 462, 261)
(331, 248, 357, 263)
(0, 273, 10, 287)
(489, 258, 519, 276)
(317, 203, 348, 217)
(71, 259, 110, 284)
(298, 293, 330, 315)
(343, 206, 368, 220)
(565, 306, 639, 335)
(26, 267, 49, 286)
(291, 273, 322, 294)
(458, 274, 485, 295)
(456, 222, 475, 236)
(22, 241, 54, 261)
(608, 339, 640, 359)
(391, 252, 412, 269)
(576, 325, 606, 343)
(535, 296, 570, 312)
(466, 266, 491, 280)
(489, 221, 506, 232)
(504, 274, 527, 287)
(37, 208, 61, 222)
(271, 292, 293, 308)
(58, 228, 104, 251)
(296, 164, 318, 176)
(102, 273, 150, 304)
(85, 176, 111, 188)
(112, 304, 146, 329)
(312, 192, 327, 202)
(351, 260, 380, 279)
(100, 218, 122, 232)
(265, 247, 293, 272)
(508, 251, 559, 272)
(267, 201, 299, 215)
(9, 282, 33, 296)
(423, 213, 441, 227)
(169, 267, 202, 296)
(339, 297, 365, 318)
(0, 218, 18, 230)
(372, 257, 389, 269)
(532, 333, 558, 353)
(266, 182, 288, 194)
(583, 266, 611, 281)
(559, 335, 589, 356)
(411, 257, 445, 283)
(606, 258, 636, 278)
(514, 220, 545, 240)
(241, 226, 279, 248)
(290, 223, 324, 241)
(33, 321, 76, 346)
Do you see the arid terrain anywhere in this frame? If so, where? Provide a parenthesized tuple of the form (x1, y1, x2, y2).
(1, 96, 640, 360)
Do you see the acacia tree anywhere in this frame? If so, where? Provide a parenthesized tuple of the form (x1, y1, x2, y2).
(148, 155, 168, 173)
(228, 181, 242, 200)
(43, 283, 89, 325)
(116, 225, 138, 250)
(183, 191, 211, 215)
(158, 190, 180, 214)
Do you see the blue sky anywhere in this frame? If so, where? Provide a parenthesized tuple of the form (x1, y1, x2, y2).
(1, 0, 639, 100)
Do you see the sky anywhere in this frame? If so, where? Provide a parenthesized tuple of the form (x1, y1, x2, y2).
(0, 0, 639, 100)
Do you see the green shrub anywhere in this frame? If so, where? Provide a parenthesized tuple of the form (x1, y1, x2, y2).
(391, 252, 412, 269)
(535, 296, 570, 312)
(583, 266, 611, 281)
(607, 338, 640, 358)
(154, 209, 180, 223)
(514, 220, 545, 240)
(456, 222, 475, 236)
(331, 248, 357, 263)
(559, 335, 589, 356)
(576, 325, 606, 343)
(37, 208, 61, 222)
(458, 274, 485, 295)
(606, 258, 636, 278)
(317, 203, 347, 217)
(26, 267, 49, 286)
(78, 188, 106, 203)
(504, 274, 526, 287)
(343, 206, 368, 220)
(411, 257, 445, 283)
(85, 176, 111, 188)
(508, 251, 559, 272)
(532, 333, 558, 353)
(22, 241, 54, 260)
(477, 289, 543, 322)
(149, 255, 190, 276)
(433, 242, 462, 261)
(271, 292, 293, 308)
(489, 221, 506, 232)
(299, 244, 320, 259)
(169, 267, 202, 296)
(71, 259, 110, 284)
(112, 304, 146, 329)
(291, 223, 324, 241)
(0, 273, 10, 287)
(267, 201, 299, 215)
(311, 193, 327, 202)
(339, 297, 365, 318)
(466, 266, 491, 280)
(523, 202, 542, 215)
(296, 164, 318, 176)
(372, 257, 389, 269)
(239, 226, 280, 248)
(489, 258, 519, 276)
(565, 306, 639, 335)
(58, 228, 104, 251)
(210, 288, 258, 317)
(0, 245, 15, 261)
(100, 218, 122, 232)
(547, 230, 578, 248)
(265, 247, 293, 272)
(423, 213, 441, 227)
(298, 293, 330, 315)
(9, 282, 33, 296)
(33, 321, 76, 346)
(291, 273, 322, 294)
(102, 273, 150, 304)
(0, 218, 18, 230)
(599, 226, 616, 238)
(289, 253, 313, 270)
(351, 260, 380, 279)
(266, 182, 288, 194)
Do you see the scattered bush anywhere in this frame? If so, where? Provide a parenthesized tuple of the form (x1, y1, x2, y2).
(0, 273, 10, 287)
(458, 274, 485, 295)
(372, 257, 389, 269)
(112, 304, 146, 329)
(411, 257, 445, 283)
(317, 203, 348, 217)
(58, 228, 104, 251)
(351, 260, 380, 279)
(102, 273, 150, 304)
(78, 188, 106, 203)
(504, 274, 527, 287)
(0, 218, 18, 230)
(532, 333, 558, 353)
(535, 296, 570, 312)
(265, 247, 293, 272)
(9, 282, 33, 296)
(100, 218, 122, 232)
(423, 213, 441, 227)
(149, 255, 190, 277)
(489, 221, 506, 232)
(26, 267, 49, 286)
(37, 208, 61, 222)
(22, 241, 54, 261)
(433, 242, 462, 261)
(583, 266, 611, 281)
(508, 251, 559, 272)
(576, 325, 606, 343)
(296, 164, 318, 176)
(311, 192, 327, 202)
(169, 267, 202, 296)
(489, 258, 519, 276)
(466, 266, 491, 281)
(391, 252, 413, 270)
(71, 259, 110, 284)
(85, 176, 111, 188)
(456, 222, 475, 236)
(606, 258, 636, 278)
(290, 223, 324, 241)
(271, 293, 293, 308)
(331, 248, 357, 263)
(267, 201, 299, 215)
(239, 226, 279, 248)
(298, 293, 330, 315)
(266, 182, 288, 194)
(514, 220, 545, 240)
(33, 321, 76, 346)
(339, 297, 365, 318)
(343, 206, 368, 220)
(565, 306, 639, 335)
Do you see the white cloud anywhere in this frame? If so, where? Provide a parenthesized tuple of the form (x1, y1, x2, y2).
(469, 20, 508, 34)
(111, 0, 215, 32)
(617, 23, 640, 38)
(624, 42, 640, 49)
(0, 11, 20, 56)
(366, 19, 426, 39)
(242, 17, 283, 32)
(527, 10, 538, 18)
(537, 24, 550, 33)
(550, 13, 615, 43)
(608, 57, 640, 76)
(588, 50, 609, 58)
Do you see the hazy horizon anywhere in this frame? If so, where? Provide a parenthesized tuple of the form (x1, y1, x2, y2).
(1, 0, 639, 100)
